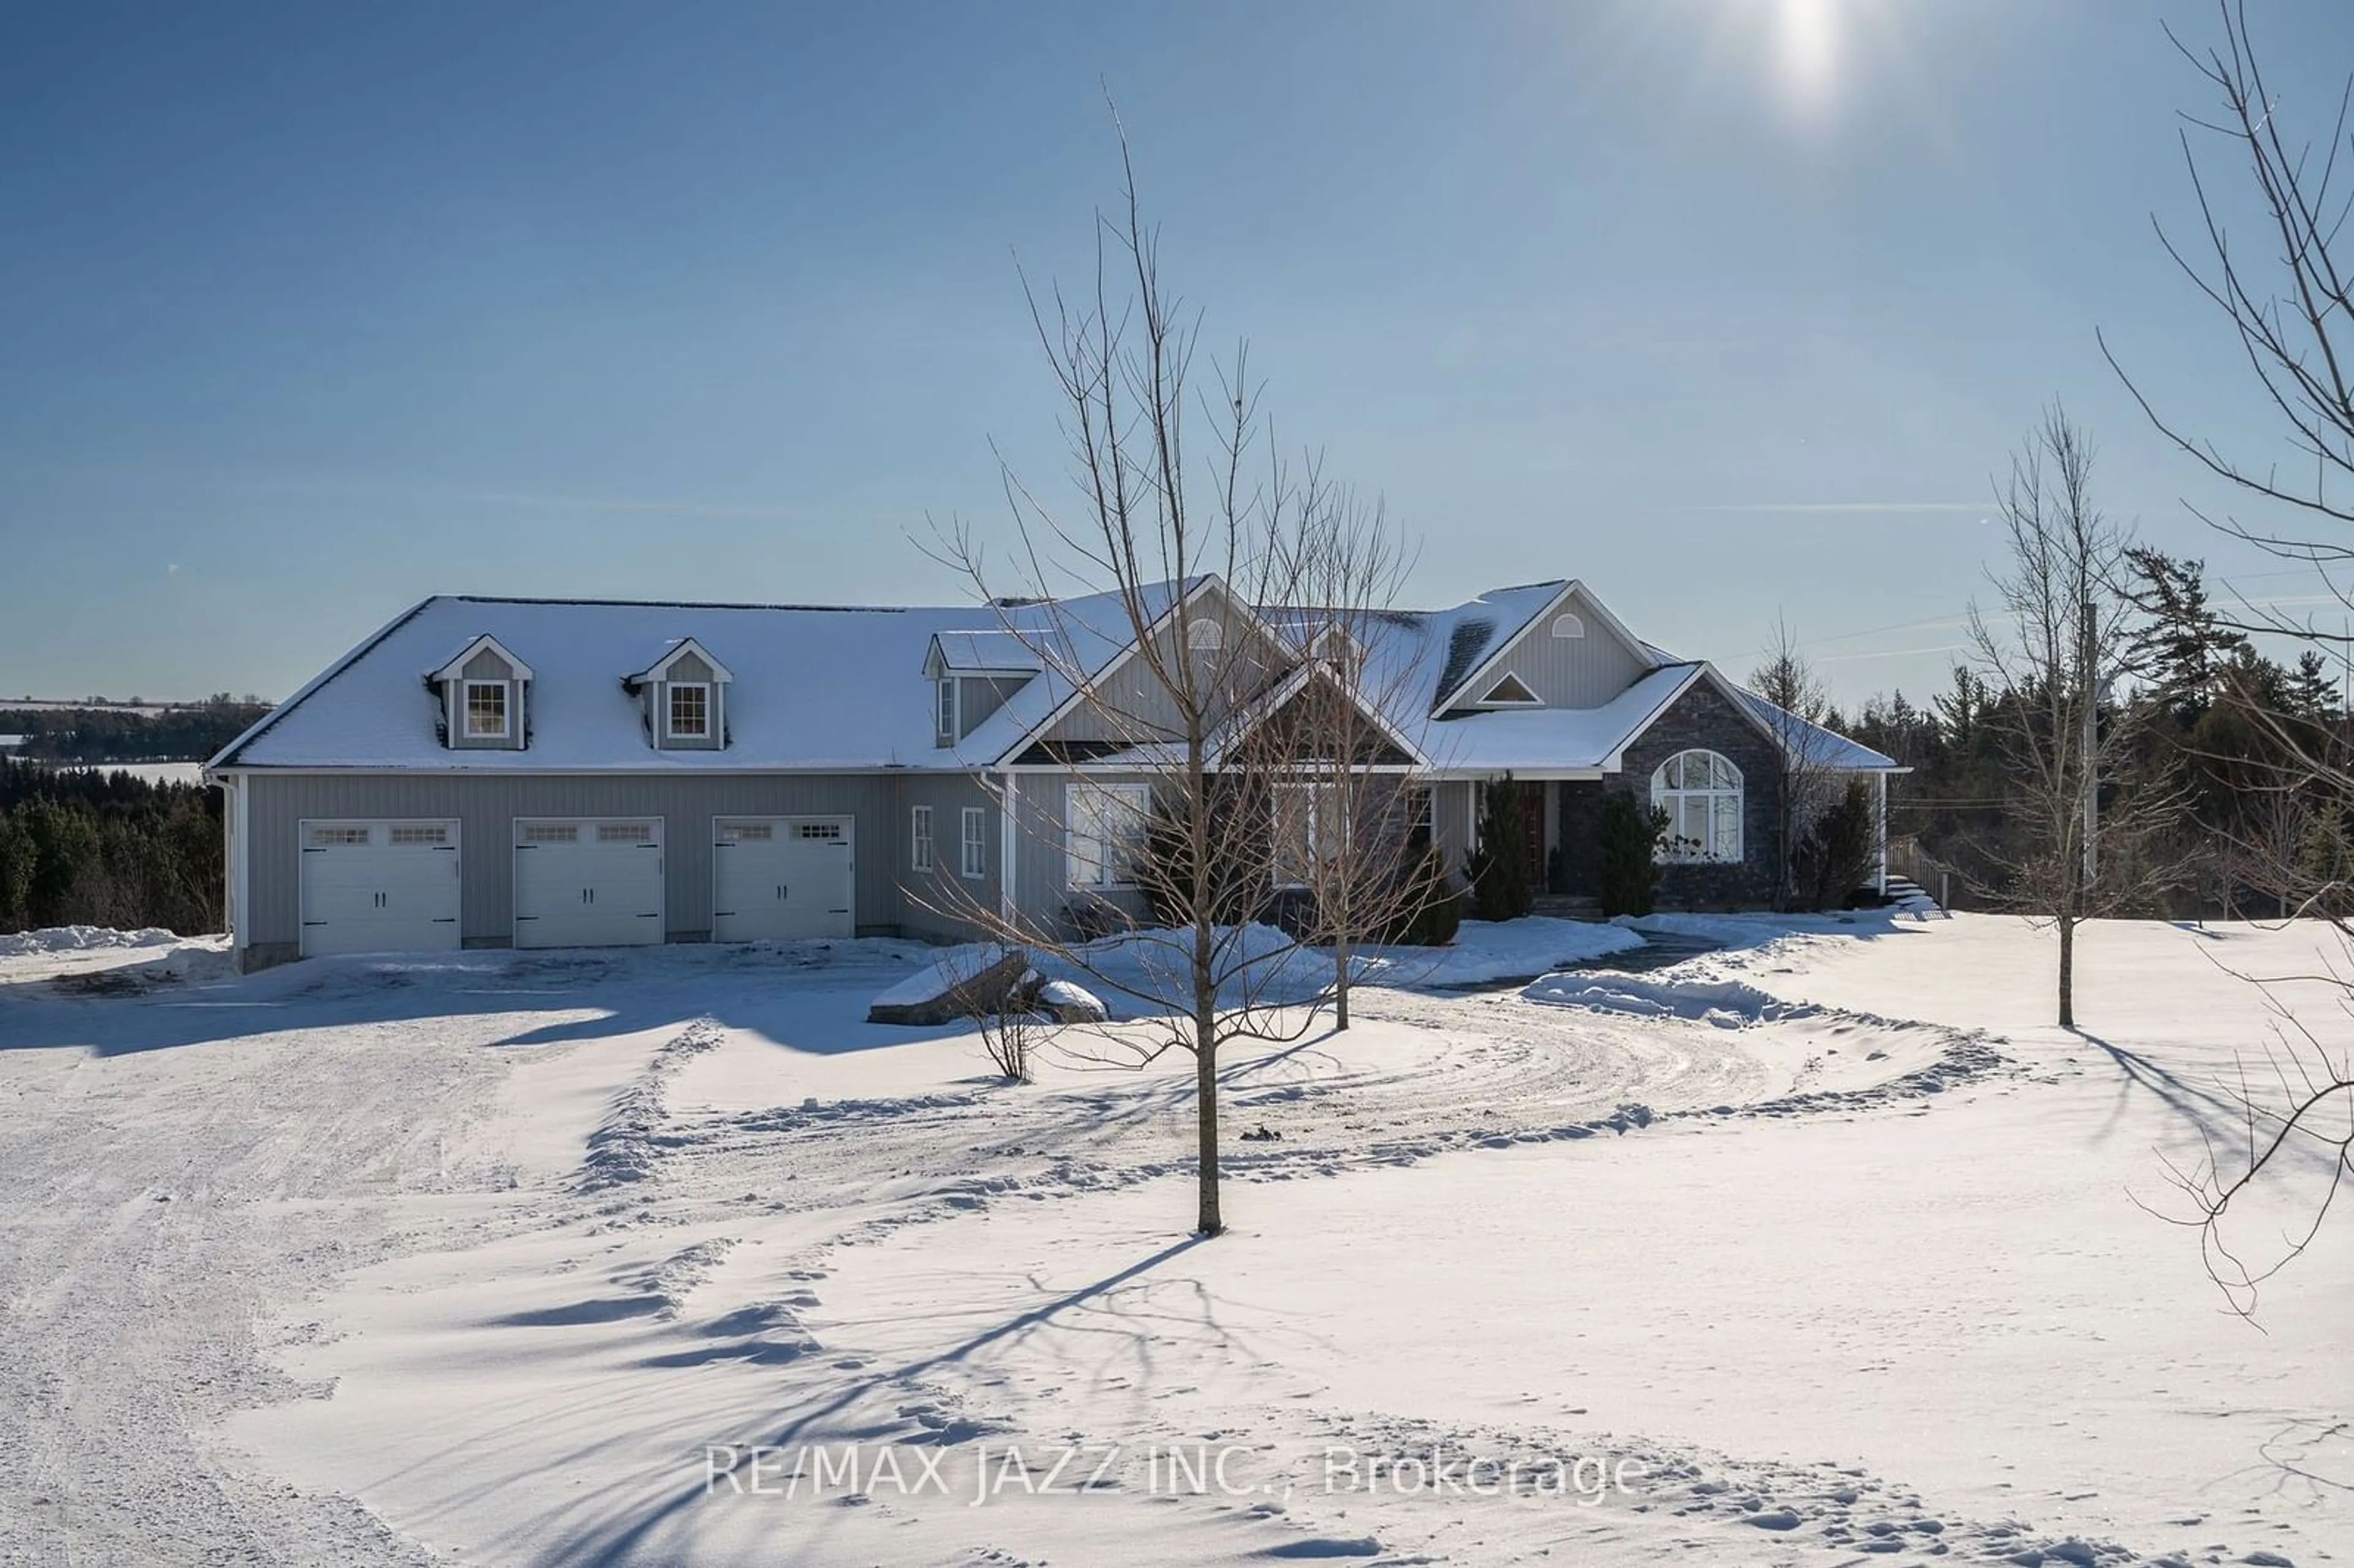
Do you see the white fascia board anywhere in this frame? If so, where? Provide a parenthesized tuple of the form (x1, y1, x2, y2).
(628, 636, 734, 685)
(1556, 579, 1653, 670)
(1599, 664, 1710, 773)
(1203, 658, 1431, 771)
(1433, 579, 1660, 715)
(987, 574, 1228, 767)
(1430, 581, 1574, 714)
(430, 633, 536, 684)
(208, 598, 441, 769)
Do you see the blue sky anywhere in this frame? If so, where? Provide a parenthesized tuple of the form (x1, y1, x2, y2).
(5, 0, 2353, 707)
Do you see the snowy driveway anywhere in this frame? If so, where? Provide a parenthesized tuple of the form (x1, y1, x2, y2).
(2, 918, 2347, 1567)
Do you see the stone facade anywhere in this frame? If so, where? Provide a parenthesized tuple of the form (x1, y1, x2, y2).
(1563, 678, 1783, 910)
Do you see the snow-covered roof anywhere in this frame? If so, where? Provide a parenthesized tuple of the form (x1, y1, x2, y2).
(215, 596, 1003, 772)
(1412, 665, 1702, 773)
(210, 579, 1899, 775)
(928, 630, 1043, 676)
(1734, 688, 1901, 771)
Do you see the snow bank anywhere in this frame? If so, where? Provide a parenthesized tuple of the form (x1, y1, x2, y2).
(1523, 970, 1821, 1027)
(875, 918, 1650, 1020)
(1615, 909, 1901, 953)
(0, 924, 180, 956)
(868, 945, 1019, 1010)
(1354, 916, 1644, 988)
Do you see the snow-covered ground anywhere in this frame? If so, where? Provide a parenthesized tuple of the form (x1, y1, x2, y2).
(1, 915, 2346, 1567)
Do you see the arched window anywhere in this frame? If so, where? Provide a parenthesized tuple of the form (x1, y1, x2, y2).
(1550, 613, 1586, 639)
(1186, 616, 1224, 652)
(1651, 749, 1742, 862)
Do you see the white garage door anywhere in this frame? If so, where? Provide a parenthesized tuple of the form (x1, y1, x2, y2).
(512, 819, 665, 949)
(712, 816, 854, 942)
(299, 820, 461, 957)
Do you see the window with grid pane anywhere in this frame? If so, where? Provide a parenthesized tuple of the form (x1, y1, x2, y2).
(935, 679, 958, 744)
(1065, 782, 1149, 888)
(1272, 783, 1339, 888)
(910, 805, 934, 871)
(463, 680, 508, 737)
(960, 807, 986, 880)
(1650, 749, 1742, 863)
(668, 682, 709, 739)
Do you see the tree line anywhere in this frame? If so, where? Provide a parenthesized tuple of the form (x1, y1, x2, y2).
(0, 760, 223, 936)
(0, 697, 270, 764)
(1835, 541, 2346, 927)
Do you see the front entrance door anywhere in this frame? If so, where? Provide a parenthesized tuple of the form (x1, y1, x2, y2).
(1518, 782, 1548, 889)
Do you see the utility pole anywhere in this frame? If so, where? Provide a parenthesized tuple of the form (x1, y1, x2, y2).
(2080, 598, 2099, 888)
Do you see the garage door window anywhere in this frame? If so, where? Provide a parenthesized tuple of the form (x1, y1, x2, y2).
(310, 825, 372, 847)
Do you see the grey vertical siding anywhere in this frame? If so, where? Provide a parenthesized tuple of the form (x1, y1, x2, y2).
(243, 772, 905, 950)
(1041, 589, 1287, 747)
(890, 772, 1002, 942)
(1449, 585, 1651, 712)
(1434, 779, 1477, 881)
(1008, 770, 1165, 935)
(954, 675, 1027, 737)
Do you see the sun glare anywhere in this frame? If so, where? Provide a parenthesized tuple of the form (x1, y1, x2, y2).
(1774, 0, 1840, 116)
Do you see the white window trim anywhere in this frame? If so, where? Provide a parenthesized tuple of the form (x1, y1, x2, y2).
(461, 679, 510, 739)
(1650, 748, 1744, 864)
(1474, 672, 1544, 708)
(1186, 615, 1224, 652)
(936, 678, 959, 745)
(1271, 780, 1339, 889)
(959, 805, 987, 880)
(665, 680, 714, 741)
(1065, 781, 1151, 889)
(1550, 613, 1586, 639)
(910, 805, 934, 873)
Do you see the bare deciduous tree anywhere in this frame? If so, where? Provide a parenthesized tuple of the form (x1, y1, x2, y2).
(2101, 0, 2354, 1310)
(1968, 408, 2182, 1028)
(921, 127, 1428, 1235)
(1267, 489, 1445, 1030)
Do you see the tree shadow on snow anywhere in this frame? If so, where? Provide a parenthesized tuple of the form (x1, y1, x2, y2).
(557, 1233, 1218, 1567)
(2070, 1026, 2244, 1149)
(0, 944, 981, 1059)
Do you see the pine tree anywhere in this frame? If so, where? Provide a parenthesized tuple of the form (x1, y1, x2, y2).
(2122, 549, 2247, 723)
(1463, 775, 1533, 923)
(2286, 649, 2340, 722)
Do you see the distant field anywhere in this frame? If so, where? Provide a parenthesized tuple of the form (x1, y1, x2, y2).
(0, 699, 223, 714)
(49, 761, 208, 785)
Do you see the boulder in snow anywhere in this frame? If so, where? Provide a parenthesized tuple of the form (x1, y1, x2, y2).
(867, 945, 1030, 1026)
(1035, 979, 1108, 1024)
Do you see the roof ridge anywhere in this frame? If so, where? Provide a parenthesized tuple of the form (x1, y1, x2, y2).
(439, 594, 918, 614)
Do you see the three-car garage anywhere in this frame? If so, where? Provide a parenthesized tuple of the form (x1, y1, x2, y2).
(294, 813, 858, 957)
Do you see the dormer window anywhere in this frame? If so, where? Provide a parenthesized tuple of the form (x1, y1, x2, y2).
(667, 682, 710, 740)
(429, 634, 533, 751)
(624, 637, 733, 752)
(936, 678, 958, 745)
(464, 681, 509, 738)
